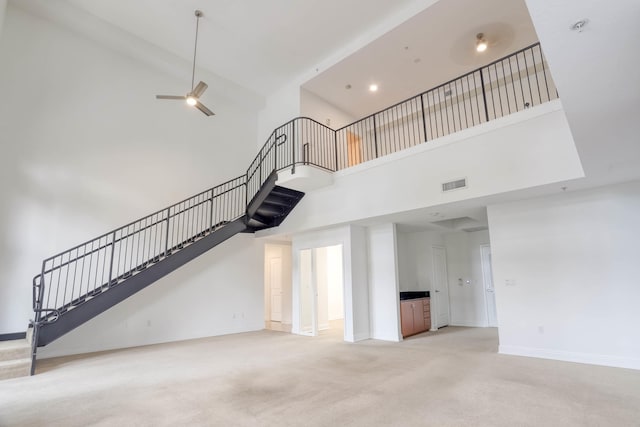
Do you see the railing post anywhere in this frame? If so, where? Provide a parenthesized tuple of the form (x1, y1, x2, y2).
(274, 138, 278, 172)
(479, 69, 490, 122)
(291, 120, 296, 174)
(372, 115, 379, 159)
(164, 207, 171, 256)
(420, 94, 428, 142)
(259, 151, 263, 183)
(334, 131, 338, 171)
(107, 231, 116, 287)
(209, 190, 215, 232)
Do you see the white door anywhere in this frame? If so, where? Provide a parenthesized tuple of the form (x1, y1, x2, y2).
(480, 245, 498, 327)
(432, 246, 450, 328)
(269, 258, 283, 322)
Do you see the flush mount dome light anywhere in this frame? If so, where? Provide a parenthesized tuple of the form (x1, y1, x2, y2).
(369, 84, 379, 92)
(476, 33, 488, 52)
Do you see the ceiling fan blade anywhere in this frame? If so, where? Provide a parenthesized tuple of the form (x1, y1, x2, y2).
(192, 81, 208, 97)
(156, 95, 186, 100)
(195, 101, 215, 116)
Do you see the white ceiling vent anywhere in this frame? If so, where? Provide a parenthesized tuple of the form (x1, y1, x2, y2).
(442, 178, 467, 192)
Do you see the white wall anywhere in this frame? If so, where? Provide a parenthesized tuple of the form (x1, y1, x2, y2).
(397, 230, 445, 291)
(444, 230, 490, 327)
(488, 180, 640, 370)
(257, 82, 301, 150)
(40, 234, 264, 358)
(326, 245, 344, 321)
(367, 224, 401, 342)
(0, 5, 262, 345)
(300, 89, 356, 130)
(0, 0, 7, 39)
(259, 102, 583, 237)
(315, 246, 330, 330)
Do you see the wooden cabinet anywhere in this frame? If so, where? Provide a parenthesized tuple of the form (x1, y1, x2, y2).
(400, 298, 431, 338)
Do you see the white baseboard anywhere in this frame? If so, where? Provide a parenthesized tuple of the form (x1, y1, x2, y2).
(499, 345, 640, 371)
(450, 321, 486, 327)
(353, 332, 370, 342)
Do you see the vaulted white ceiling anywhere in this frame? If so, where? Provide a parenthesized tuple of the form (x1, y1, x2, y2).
(62, 0, 427, 96)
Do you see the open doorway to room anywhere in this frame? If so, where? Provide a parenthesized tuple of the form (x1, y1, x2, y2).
(264, 243, 293, 332)
(299, 244, 345, 338)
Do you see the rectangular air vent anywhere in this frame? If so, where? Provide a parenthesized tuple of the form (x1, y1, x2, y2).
(442, 178, 467, 192)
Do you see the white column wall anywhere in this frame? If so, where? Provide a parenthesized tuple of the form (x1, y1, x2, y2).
(488, 180, 640, 370)
(367, 224, 401, 342)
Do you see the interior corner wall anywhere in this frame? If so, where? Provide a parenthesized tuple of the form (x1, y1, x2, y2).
(488, 180, 640, 370)
(367, 224, 401, 342)
(299, 88, 356, 130)
(257, 82, 301, 150)
(397, 230, 445, 291)
(444, 230, 490, 327)
(0, 5, 261, 345)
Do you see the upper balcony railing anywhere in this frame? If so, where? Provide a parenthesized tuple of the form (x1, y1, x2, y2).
(248, 42, 558, 179)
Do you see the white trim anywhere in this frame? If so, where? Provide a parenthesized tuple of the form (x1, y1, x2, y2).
(353, 333, 370, 342)
(499, 345, 640, 371)
(450, 321, 487, 328)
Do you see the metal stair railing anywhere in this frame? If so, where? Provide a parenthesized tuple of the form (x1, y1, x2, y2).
(33, 176, 247, 324)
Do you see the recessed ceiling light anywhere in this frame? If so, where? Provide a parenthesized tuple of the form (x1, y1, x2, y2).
(345, 84, 352, 90)
(476, 33, 488, 53)
(369, 84, 378, 92)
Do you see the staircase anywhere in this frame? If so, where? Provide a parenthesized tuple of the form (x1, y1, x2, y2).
(30, 170, 303, 374)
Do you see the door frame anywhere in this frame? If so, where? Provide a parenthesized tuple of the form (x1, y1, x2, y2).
(431, 245, 451, 330)
(480, 244, 498, 327)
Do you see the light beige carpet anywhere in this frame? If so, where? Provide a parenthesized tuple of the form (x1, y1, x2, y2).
(1, 327, 639, 426)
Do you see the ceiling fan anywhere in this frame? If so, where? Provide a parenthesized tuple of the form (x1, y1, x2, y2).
(156, 10, 214, 116)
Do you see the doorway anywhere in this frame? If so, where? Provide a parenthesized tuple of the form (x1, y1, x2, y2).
(347, 131, 362, 167)
(480, 244, 498, 327)
(264, 243, 292, 332)
(299, 245, 345, 337)
(432, 246, 451, 328)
